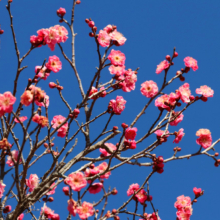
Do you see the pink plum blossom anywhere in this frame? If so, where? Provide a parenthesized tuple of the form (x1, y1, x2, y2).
(176, 206, 193, 220)
(20, 90, 33, 106)
(97, 30, 111, 47)
(170, 111, 184, 126)
(196, 85, 214, 98)
(32, 114, 49, 128)
(41, 206, 54, 219)
(67, 199, 77, 216)
(130, 140, 137, 149)
(51, 115, 68, 137)
(174, 195, 191, 210)
(26, 174, 40, 192)
(0, 182, 6, 198)
(140, 80, 158, 98)
(135, 189, 147, 203)
(97, 162, 111, 179)
(173, 128, 185, 144)
(14, 116, 27, 123)
(120, 70, 137, 92)
(57, 7, 66, 17)
(178, 83, 191, 103)
(109, 65, 125, 76)
(99, 143, 116, 156)
(155, 94, 170, 110)
(108, 49, 126, 66)
(193, 187, 202, 197)
(76, 201, 94, 219)
(0, 92, 16, 114)
(156, 60, 169, 74)
(89, 87, 98, 99)
(46, 183, 57, 195)
(17, 213, 24, 220)
(35, 66, 50, 80)
(146, 213, 161, 220)
(109, 96, 126, 115)
(6, 150, 22, 167)
(109, 30, 127, 46)
(196, 129, 212, 149)
(184, 56, 198, 71)
(46, 55, 62, 73)
(44, 27, 59, 51)
(64, 172, 87, 191)
(125, 127, 137, 140)
(127, 183, 140, 196)
(88, 182, 103, 194)
(54, 25, 68, 43)
(168, 92, 180, 106)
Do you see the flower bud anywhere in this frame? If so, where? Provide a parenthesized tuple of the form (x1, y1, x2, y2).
(0, 29, 4, 35)
(49, 82, 57, 89)
(48, 197, 54, 202)
(62, 186, 69, 196)
(76, 0, 81, 4)
(215, 152, 219, 157)
(3, 205, 11, 213)
(85, 18, 89, 23)
(121, 123, 128, 129)
(165, 55, 171, 61)
(173, 51, 178, 57)
(112, 209, 117, 214)
(112, 188, 118, 195)
(89, 32, 94, 37)
(88, 21, 95, 28)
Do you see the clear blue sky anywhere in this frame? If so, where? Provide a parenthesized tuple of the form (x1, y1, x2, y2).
(0, 0, 220, 219)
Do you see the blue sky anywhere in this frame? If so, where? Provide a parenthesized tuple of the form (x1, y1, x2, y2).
(0, 0, 220, 219)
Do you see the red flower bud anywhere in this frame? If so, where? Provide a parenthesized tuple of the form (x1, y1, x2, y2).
(89, 32, 94, 37)
(85, 18, 89, 23)
(215, 152, 219, 157)
(48, 197, 54, 202)
(62, 186, 69, 196)
(88, 21, 95, 28)
(121, 123, 128, 129)
(173, 51, 178, 57)
(112, 188, 118, 195)
(49, 82, 57, 89)
(76, 0, 81, 4)
(3, 205, 11, 213)
(166, 55, 171, 61)
(0, 29, 4, 35)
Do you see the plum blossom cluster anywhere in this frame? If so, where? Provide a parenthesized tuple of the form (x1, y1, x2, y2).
(108, 50, 137, 92)
(51, 115, 68, 138)
(67, 199, 94, 219)
(30, 25, 68, 51)
(32, 114, 49, 128)
(108, 96, 126, 115)
(152, 156, 164, 174)
(127, 183, 153, 204)
(174, 195, 193, 220)
(97, 24, 127, 47)
(20, 85, 49, 107)
(41, 206, 60, 220)
(124, 127, 137, 149)
(89, 86, 106, 99)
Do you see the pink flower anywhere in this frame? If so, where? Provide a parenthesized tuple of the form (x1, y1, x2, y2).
(0, 92, 16, 114)
(109, 65, 125, 76)
(67, 199, 77, 216)
(109, 96, 126, 115)
(57, 7, 66, 17)
(168, 92, 180, 106)
(88, 182, 103, 194)
(76, 201, 94, 219)
(51, 115, 68, 137)
(155, 130, 169, 138)
(99, 143, 116, 156)
(97, 162, 111, 179)
(120, 70, 137, 92)
(178, 83, 191, 103)
(44, 27, 59, 50)
(193, 187, 202, 197)
(26, 174, 39, 192)
(46, 55, 62, 73)
(127, 183, 140, 196)
(6, 150, 22, 167)
(196, 129, 212, 149)
(97, 30, 111, 47)
(89, 87, 98, 99)
(99, 87, 106, 98)
(155, 94, 170, 110)
(130, 140, 137, 149)
(140, 80, 158, 98)
(125, 127, 137, 140)
(35, 66, 50, 80)
(32, 114, 49, 128)
(0, 182, 6, 198)
(51, 214, 60, 220)
(176, 205, 193, 220)
(14, 116, 27, 123)
(156, 60, 169, 74)
(184, 56, 198, 71)
(173, 128, 185, 144)
(196, 85, 214, 98)
(84, 166, 100, 183)
(64, 172, 87, 191)
(20, 90, 34, 106)
(135, 189, 147, 203)
(103, 24, 114, 34)
(41, 206, 54, 219)
(108, 49, 126, 66)
(46, 183, 57, 195)
(170, 111, 184, 126)
(17, 213, 24, 220)
(146, 213, 161, 220)
(109, 30, 127, 46)
(174, 195, 191, 210)
(54, 25, 68, 43)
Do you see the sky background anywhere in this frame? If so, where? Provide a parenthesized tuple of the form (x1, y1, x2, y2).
(0, 0, 220, 219)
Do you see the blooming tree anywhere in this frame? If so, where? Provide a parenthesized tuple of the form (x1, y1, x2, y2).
(0, 0, 219, 220)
